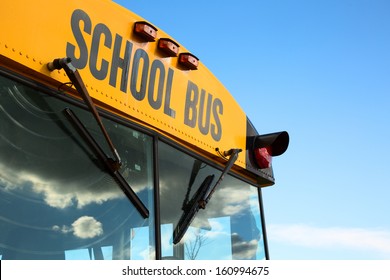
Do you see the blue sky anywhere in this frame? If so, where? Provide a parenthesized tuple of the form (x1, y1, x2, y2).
(114, 0, 390, 259)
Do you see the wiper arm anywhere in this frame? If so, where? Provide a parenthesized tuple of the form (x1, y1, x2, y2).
(63, 108, 149, 218)
(64, 108, 149, 218)
(173, 148, 242, 244)
(48, 58, 149, 219)
(48, 57, 121, 170)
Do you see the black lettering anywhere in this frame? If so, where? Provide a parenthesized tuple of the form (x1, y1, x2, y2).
(109, 34, 132, 92)
(184, 80, 198, 128)
(148, 60, 165, 110)
(89, 23, 112, 80)
(164, 68, 175, 118)
(198, 90, 212, 135)
(66, 9, 91, 69)
(211, 98, 223, 141)
(131, 49, 149, 101)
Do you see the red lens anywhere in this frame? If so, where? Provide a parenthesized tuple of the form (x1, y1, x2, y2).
(254, 147, 272, 169)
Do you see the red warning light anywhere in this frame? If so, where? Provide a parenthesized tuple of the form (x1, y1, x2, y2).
(254, 147, 272, 169)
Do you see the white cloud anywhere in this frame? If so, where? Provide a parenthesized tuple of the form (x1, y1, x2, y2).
(53, 216, 104, 239)
(0, 163, 129, 209)
(231, 233, 259, 259)
(71, 216, 103, 239)
(181, 218, 229, 244)
(52, 225, 72, 234)
(268, 224, 390, 258)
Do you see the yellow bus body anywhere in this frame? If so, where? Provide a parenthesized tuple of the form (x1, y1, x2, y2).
(0, 0, 273, 186)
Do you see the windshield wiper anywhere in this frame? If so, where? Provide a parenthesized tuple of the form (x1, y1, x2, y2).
(173, 148, 242, 244)
(48, 58, 121, 170)
(48, 57, 149, 219)
(64, 108, 149, 218)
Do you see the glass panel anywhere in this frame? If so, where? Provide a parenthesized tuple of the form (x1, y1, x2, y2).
(158, 142, 266, 260)
(0, 74, 155, 259)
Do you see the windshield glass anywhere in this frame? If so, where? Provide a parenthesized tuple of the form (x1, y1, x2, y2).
(158, 142, 266, 260)
(0, 74, 155, 259)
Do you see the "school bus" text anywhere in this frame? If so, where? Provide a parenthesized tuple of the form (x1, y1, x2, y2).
(66, 9, 223, 141)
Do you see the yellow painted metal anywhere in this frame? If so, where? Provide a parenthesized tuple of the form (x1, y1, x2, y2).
(0, 0, 249, 170)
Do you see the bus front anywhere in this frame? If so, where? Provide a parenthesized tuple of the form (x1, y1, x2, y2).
(0, 0, 288, 260)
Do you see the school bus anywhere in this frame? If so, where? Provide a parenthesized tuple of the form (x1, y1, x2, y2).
(0, 0, 289, 260)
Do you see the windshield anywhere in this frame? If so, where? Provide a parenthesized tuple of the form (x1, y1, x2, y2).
(0, 72, 268, 260)
(0, 74, 155, 259)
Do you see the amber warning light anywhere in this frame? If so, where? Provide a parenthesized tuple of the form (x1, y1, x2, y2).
(134, 21, 158, 41)
(158, 38, 180, 57)
(251, 131, 289, 169)
(179, 53, 199, 70)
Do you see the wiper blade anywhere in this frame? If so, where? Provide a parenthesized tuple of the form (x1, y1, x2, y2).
(173, 148, 242, 244)
(173, 174, 215, 244)
(64, 108, 149, 219)
(48, 57, 149, 219)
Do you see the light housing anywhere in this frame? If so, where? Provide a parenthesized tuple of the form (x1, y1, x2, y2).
(133, 21, 157, 41)
(178, 52, 199, 70)
(158, 38, 180, 56)
(251, 131, 289, 169)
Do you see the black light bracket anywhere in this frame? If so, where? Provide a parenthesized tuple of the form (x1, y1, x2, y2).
(251, 131, 289, 157)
